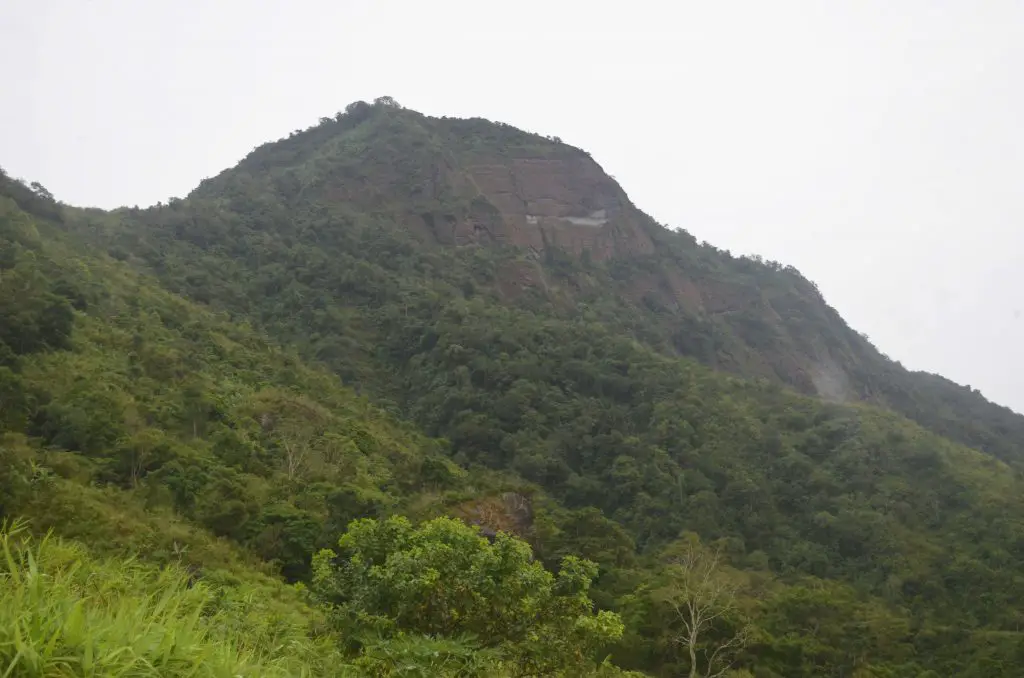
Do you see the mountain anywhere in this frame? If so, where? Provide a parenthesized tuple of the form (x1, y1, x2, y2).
(133, 99, 1024, 464)
(4, 98, 1024, 676)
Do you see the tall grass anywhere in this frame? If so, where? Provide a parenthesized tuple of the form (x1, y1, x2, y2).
(0, 519, 331, 677)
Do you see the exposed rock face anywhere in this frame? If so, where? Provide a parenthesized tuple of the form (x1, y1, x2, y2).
(451, 492, 534, 540)
(432, 154, 655, 261)
(306, 117, 656, 262)
(248, 110, 657, 261)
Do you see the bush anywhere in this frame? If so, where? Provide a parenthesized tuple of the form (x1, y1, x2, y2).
(311, 515, 624, 675)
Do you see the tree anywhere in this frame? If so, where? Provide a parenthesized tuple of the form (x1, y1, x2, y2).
(28, 182, 54, 202)
(373, 95, 401, 108)
(0, 367, 26, 430)
(343, 100, 372, 122)
(181, 382, 216, 438)
(0, 434, 34, 517)
(119, 427, 168, 488)
(248, 389, 330, 479)
(655, 535, 749, 678)
(311, 515, 624, 675)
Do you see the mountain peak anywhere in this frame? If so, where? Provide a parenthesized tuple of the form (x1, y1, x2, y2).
(195, 99, 656, 261)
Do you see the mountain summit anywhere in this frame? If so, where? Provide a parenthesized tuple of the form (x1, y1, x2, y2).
(194, 99, 657, 260)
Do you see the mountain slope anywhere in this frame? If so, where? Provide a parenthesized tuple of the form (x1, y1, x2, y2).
(99, 99, 1024, 465)
(0, 181, 471, 577)
(5, 101, 1024, 676)
(0, 180, 640, 676)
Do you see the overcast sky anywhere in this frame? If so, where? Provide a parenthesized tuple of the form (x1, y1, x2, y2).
(3, 1, 1022, 413)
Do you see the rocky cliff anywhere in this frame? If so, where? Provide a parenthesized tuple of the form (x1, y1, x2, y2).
(431, 151, 655, 260)
(198, 105, 656, 262)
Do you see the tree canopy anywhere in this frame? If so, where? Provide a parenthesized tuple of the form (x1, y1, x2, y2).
(312, 515, 624, 675)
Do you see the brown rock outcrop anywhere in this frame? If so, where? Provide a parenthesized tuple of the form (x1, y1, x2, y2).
(436, 153, 655, 261)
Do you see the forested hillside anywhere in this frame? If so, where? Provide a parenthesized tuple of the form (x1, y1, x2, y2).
(4, 99, 1024, 676)
(79, 99, 1024, 465)
(0, 183, 629, 676)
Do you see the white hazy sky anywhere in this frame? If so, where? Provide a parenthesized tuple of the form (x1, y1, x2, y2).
(3, 1, 1023, 412)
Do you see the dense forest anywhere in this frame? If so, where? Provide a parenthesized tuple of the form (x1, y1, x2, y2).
(3, 100, 1024, 676)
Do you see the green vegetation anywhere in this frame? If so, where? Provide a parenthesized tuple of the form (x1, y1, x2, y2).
(0, 172, 630, 675)
(0, 517, 630, 677)
(3, 100, 1024, 676)
(312, 515, 625, 675)
(0, 520, 339, 677)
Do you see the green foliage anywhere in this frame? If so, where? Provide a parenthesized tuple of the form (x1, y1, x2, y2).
(0, 193, 454, 583)
(312, 515, 624, 675)
(0, 182, 638, 675)
(0, 519, 341, 677)
(343, 634, 508, 677)
(0, 198, 76, 364)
